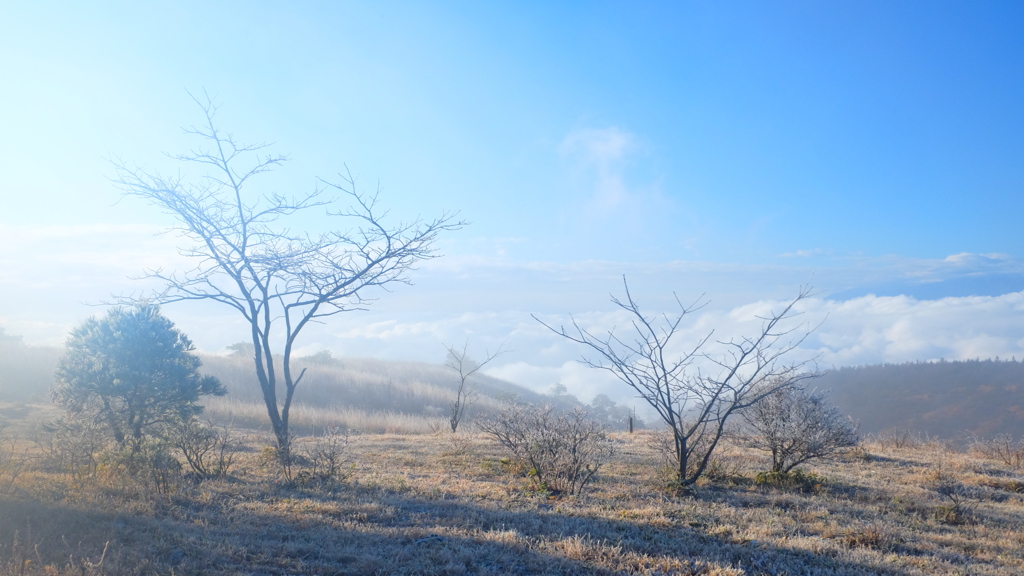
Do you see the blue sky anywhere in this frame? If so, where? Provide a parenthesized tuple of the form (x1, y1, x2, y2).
(3, 1, 1024, 401)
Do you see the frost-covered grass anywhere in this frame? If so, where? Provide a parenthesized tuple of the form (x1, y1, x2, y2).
(2, 422, 1023, 575)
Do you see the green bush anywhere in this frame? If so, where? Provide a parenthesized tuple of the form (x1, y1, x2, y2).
(53, 304, 225, 451)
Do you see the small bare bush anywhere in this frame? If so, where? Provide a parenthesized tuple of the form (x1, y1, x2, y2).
(739, 386, 859, 473)
(434, 428, 476, 458)
(170, 417, 239, 479)
(479, 404, 612, 497)
(0, 423, 28, 495)
(874, 426, 920, 450)
(299, 427, 351, 486)
(921, 435, 956, 454)
(929, 472, 978, 525)
(969, 433, 1024, 469)
(99, 440, 183, 496)
(697, 455, 744, 485)
(443, 341, 506, 433)
(34, 417, 108, 479)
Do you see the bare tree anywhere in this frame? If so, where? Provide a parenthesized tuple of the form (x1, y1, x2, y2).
(443, 341, 506, 433)
(111, 93, 462, 459)
(739, 386, 858, 473)
(535, 277, 818, 488)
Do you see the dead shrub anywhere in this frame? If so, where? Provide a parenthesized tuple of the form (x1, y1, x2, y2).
(829, 523, 897, 550)
(978, 477, 1024, 493)
(969, 433, 1024, 469)
(844, 445, 872, 461)
(873, 426, 921, 450)
(2, 529, 111, 576)
(297, 426, 351, 487)
(170, 417, 238, 479)
(34, 417, 107, 480)
(0, 423, 28, 495)
(98, 441, 182, 496)
(921, 435, 957, 455)
(930, 473, 978, 525)
(701, 456, 743, 484)
(479, 403, 613, 497)
(738, 386, 859, 473)
(258, 445, 287, 471)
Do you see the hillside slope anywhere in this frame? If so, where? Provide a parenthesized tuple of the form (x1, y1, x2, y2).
(0, 335, 590, 433)
(196, 353, 580, 433)
(817, 359, 1024, 439)
(9, 331, 1022, 439)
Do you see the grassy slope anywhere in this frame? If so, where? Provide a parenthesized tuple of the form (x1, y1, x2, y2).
(0, 343, 578, 434)
(198, 354, 574, 434)
(1, 426, 1023, 575)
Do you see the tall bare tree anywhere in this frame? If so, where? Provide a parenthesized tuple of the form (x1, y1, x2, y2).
(443, 341, 506, 433)
(112, 94, 462, 459)
(535, 277, 818, 487)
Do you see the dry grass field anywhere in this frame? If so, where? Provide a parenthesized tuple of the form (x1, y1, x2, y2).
(2, 403, 1023, 576)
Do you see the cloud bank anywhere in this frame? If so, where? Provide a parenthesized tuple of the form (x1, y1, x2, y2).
(3, 222, 1023, 407)
(314, 289, 1024, 404)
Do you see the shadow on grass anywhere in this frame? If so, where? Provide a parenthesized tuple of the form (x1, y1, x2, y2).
(3, 479, 915, 576)
(852, 453, 924, 467)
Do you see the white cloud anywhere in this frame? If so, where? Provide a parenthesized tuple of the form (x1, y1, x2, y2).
(902, 252, 1024, 281)
(0, 223, 158, 242)
(485, 291, 1024, 405)
(808, 292, 1024, 365)
(309, 288, 1024, 403)
(942, 252, 1013, 267)
(8, 231, 1024, 409)
(559, 127, 645, 212)
(0, 223, 195, 343)
(0, 223, 186, 285)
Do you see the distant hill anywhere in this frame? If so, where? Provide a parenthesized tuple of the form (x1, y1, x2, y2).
(197, 352, 583, 432)
(5, 328, 1022, 438)
(816, 359, 1024, 440)
(0, 332, 632, 433)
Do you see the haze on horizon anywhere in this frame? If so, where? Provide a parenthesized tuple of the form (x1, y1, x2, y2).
(3, 1, 1024, 403)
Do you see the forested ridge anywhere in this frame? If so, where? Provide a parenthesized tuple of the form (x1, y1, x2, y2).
(819, 358, 1024, 439)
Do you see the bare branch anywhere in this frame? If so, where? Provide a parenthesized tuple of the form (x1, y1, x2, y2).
(112, 95, 464, 460)
(444, 340, 509, 433)
(535, 277, 819, 487)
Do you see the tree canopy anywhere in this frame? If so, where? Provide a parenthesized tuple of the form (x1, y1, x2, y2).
(53, 304, 225, 449)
